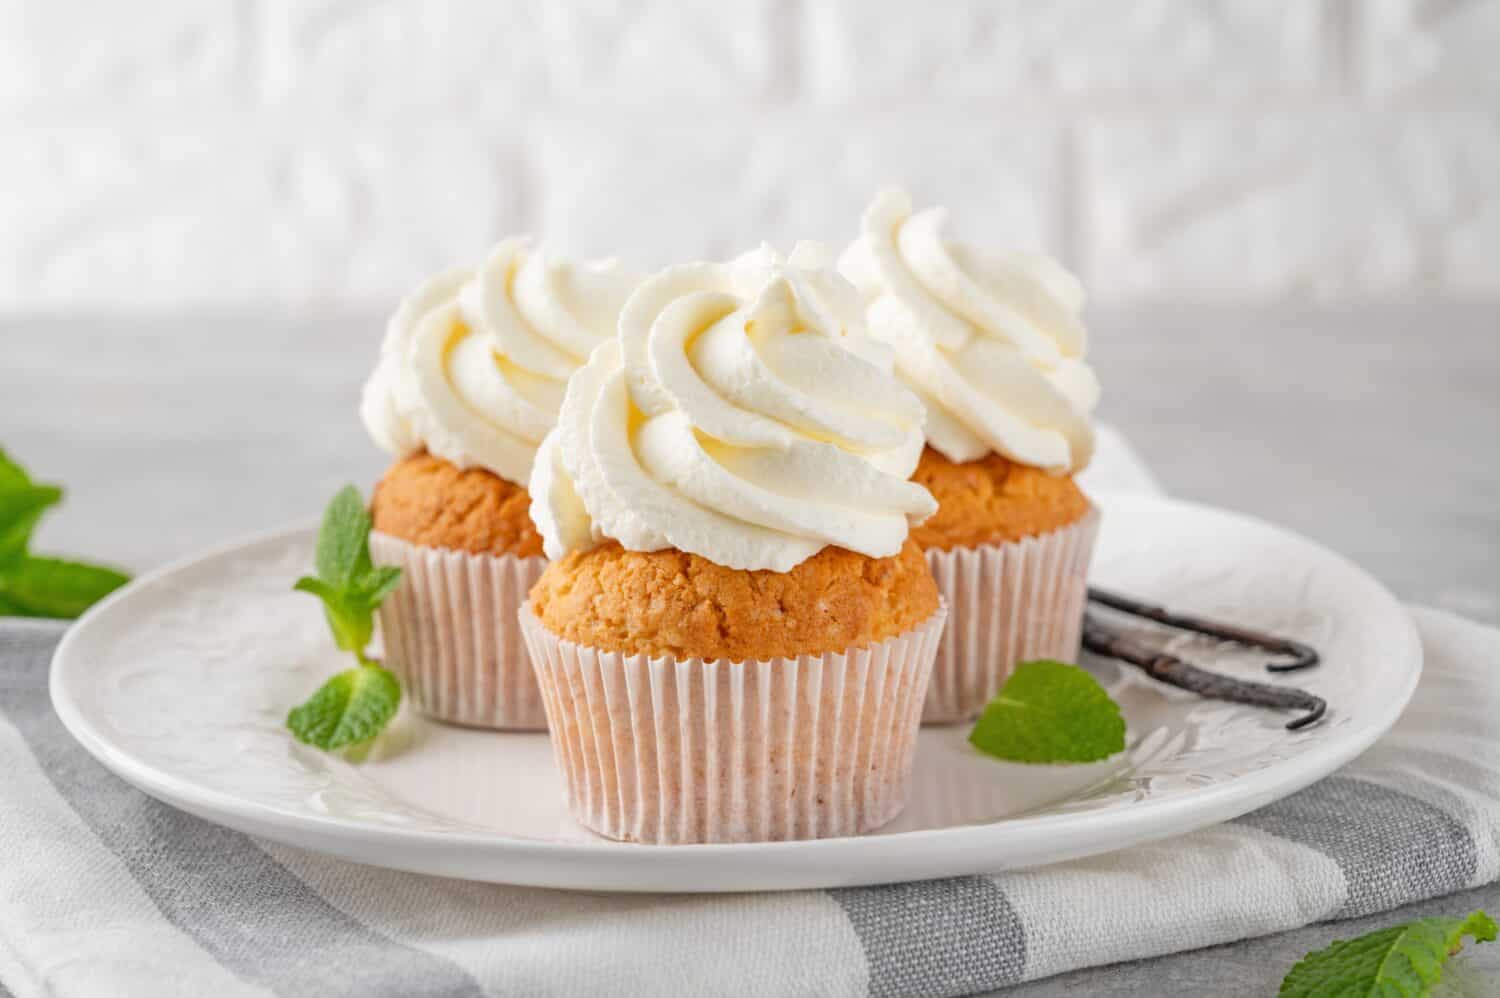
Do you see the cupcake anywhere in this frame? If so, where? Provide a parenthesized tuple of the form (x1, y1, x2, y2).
(521, 245, 947, 843)
(840, 190, 1101, 724)
(359, 237, 639, 729)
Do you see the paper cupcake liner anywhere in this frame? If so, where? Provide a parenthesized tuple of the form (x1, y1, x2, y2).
(519, 602, 948, 844)
(370, 532, 548, 731)
(923, 507, 1100, 724)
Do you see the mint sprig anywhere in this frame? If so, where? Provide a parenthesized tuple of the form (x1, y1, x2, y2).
(286, 660, 401, 751)
(287, 485, 403, 752)
(0, 447, 130, 618)
(293, 485, 403, 663)
(1280, 909, 1496, 997)
(0, 483, 61, 564)
(969, 659, 1126, 764)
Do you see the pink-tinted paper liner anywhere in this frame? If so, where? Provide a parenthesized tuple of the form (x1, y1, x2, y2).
(923, 507, 1100, 724)
(519, 602, 948, 844)
(370, 532, 548, 730)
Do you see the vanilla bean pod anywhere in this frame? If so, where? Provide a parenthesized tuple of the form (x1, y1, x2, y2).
(1081, 613, 1327, 730)
(1088, 587, 1319, 673)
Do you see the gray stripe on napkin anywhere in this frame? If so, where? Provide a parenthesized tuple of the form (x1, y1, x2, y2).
(0, 623, 485, 998)
(832, 876, 1025, 996)
(1359, 745, 1500, 821)
(1235, 775, 1477, 919)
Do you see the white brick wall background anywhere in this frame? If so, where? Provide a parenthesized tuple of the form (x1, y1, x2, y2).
(1, 0, 1497, 313)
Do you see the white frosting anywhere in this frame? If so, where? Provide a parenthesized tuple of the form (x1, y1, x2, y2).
(531, 245, 936, 573)
(360, 237, 640, 485)
(839, 189, 1098, 473)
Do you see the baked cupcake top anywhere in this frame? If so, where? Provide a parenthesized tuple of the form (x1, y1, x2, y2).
(531, 244, 937, 573)
(531, 539, 938, 660)
(360, 238, 640, 486)
(371, 453, 545, 558)
(839, 189, 1098, 474)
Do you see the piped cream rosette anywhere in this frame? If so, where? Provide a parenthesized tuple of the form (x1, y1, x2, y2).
(361, 238, 640, 730)
(361, 237, 640, 485)
(840, 189, 1098, 473)
(531, 244, 935, 572)
(523, 245, 947, 842)
(842, 191, 1102, 722)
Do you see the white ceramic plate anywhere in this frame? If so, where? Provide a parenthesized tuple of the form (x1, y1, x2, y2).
(50, 492, 1420, 893)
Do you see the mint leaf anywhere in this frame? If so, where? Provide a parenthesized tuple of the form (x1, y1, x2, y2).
(969, 659, 1126, 763)
(1280, 910, 1496, 997)
(0, 590, 41, 617)
(286, 664, 401, 750)
(0, 484, 61, 566)
(0, 447, 31, 490)
(294, 484, 403, 664)
(294, 575, 374, 656)
(0, 448, 132, 620)
(289, 486, 405, 752)
(0, 485, 60, 522)
(0, 555, 130, 619)
(355, 564, 404, 606)
(0, 448, 63, 567)
(315, 485, 374, 588)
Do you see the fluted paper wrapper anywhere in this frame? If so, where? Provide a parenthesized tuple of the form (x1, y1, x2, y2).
(923, 507, 1100, 724)
(370, 532, 548, 730)
(520, 603, 948, 844)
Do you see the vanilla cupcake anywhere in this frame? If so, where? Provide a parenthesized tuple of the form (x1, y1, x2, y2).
(521, 245, 946, 844)
(360, 238, 639, 730)
(840, 190, 1101, 724)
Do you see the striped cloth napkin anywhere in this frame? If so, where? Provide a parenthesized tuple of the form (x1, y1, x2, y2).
(3, 433, 1498, 997)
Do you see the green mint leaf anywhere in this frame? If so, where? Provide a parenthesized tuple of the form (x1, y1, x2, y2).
(314, 485, 373, 588)
(0, 484, 63, 566)
(0, 555, 130, 619)
(294, 575, 374, 655)
(969, 659, 1126, 764)
(1280, 910, 1496, 997)
(0, 509, 43, 566)
(354, 564, 404, 606)
(0, 448, 131, 620)
(292, 574, 344, 606)
(0, 447, 33, 490)
(289, 485, 406, 753)
(294, 486, 401, 664)
(286, 664, 401, 750)
(0, 590, 42, 617)
(0, 483, 59, 518)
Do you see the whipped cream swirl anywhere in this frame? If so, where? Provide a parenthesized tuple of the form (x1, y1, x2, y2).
(531, 244, 937, 572)
(361, 237, 640, 485)
(839, 190, 1098, 473)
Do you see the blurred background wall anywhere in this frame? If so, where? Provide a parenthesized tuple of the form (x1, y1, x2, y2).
(3, 0, 1498, 315)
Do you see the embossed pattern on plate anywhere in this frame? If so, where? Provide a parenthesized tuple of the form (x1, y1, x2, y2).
(50, 492, 1421, 892)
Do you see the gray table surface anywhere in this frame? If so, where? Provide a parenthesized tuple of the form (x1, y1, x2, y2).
(4, 304, 1498, 995)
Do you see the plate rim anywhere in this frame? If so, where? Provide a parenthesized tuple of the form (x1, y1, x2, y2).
(48, 491, 1423, 891)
